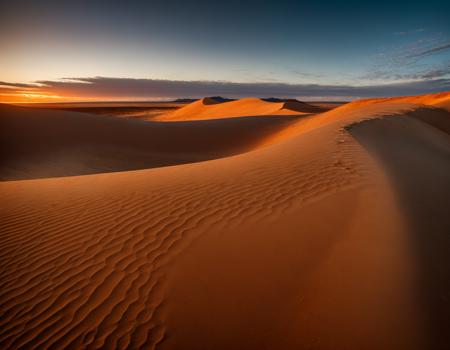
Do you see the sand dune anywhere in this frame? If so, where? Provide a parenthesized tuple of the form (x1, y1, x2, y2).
(156, 97, 327, 121)
(0, 92, 449, 349)
(351, 91, 450, 113)
(0, 103, 301, 180)
(18, 98, 329, 122)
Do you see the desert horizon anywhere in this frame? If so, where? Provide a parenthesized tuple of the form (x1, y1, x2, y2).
(1, 0, 450, 349)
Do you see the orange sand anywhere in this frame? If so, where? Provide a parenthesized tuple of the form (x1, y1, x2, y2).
(0, 92, 449, 349)
(155, 97, 328, 121)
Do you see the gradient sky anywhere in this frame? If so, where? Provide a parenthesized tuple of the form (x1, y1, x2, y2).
(1, 0, 449, 101)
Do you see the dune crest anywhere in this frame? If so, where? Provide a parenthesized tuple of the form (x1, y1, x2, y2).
(353, 91, 450, 110)
(156, 97, 327, 121)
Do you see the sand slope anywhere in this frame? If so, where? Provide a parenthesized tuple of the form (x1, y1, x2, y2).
(360, 91, 450, 111)
(0, 92, 449, 349)
(156, 97, 327, 121)
(16, 102, 184, 121)
(0, 104, 301, 180)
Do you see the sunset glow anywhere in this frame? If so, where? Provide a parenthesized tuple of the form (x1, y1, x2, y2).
(1, 0, 449, 102)
(0, 93, 65, 103)
(1, 1, 450, 349)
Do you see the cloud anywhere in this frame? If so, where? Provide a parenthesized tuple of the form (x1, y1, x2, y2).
(407, 43, 450, 58)
(0, 81, 42, 88)
(394, 28, 425, 36)
(363, 33, 450, 83)
(290, 70, 323, 79)
(1, 76, 448, 101)
(385, 36, 450, 65)
(363, 62, 450, 81)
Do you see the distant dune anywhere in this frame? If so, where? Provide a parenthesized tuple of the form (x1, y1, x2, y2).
(155, 97, 328, 121)
(0, 92, 449, 349)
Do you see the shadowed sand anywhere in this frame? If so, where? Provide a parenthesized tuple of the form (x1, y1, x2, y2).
(0, 103, 304, 180)
(0, 92, 449, 349)
(16, 102, 185, 121)
(347, 113, 450, 349)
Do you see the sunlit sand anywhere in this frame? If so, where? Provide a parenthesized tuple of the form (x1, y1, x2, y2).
(0, 92, 449, 349)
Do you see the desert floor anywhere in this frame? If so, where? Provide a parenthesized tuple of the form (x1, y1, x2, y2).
(1, 92, 449, 349)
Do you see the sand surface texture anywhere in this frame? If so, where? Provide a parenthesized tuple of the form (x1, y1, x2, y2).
(0, 92, 449, 349)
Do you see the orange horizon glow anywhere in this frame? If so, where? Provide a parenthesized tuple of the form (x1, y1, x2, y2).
(0, 93, 180, 104)
(0, 94, 93, 104)
(0, 96, 175, 104)
(0, 93, 66, 103)
(0, 91, 137, 104)
(0, 85, 67, 103)
(0, 86, 175, 104)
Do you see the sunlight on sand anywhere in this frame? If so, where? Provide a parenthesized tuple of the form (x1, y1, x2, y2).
(0, 92, 449, 349)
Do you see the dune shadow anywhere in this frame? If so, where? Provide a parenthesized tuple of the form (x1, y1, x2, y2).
(347, 112, 450, 349)
(0, 104, 306, 181)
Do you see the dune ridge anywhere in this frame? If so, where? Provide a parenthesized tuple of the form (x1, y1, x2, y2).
(0, 91, 449, 349)
(155, 97, 327, 121)
(354, 91, 450, 111)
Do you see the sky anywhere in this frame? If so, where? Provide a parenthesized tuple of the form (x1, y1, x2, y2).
(0, 0, 449, 102)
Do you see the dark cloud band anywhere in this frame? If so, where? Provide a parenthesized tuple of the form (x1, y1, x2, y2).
(2, 77, 450, 100)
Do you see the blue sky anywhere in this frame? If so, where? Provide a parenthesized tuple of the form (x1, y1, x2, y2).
(0, 0, 449, 100)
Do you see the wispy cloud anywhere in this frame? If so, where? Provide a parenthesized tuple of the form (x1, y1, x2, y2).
(363, 33, 450, 83)
(407, 43, 450, 58)
(363, 62, 450, 81)
(0, 81, 42, 88)
(381, 37, 450, 66)
(394, 28, 425, 36)
(290, 70, 323, 79)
